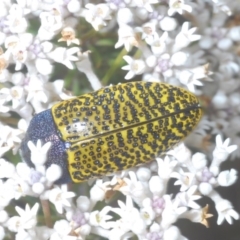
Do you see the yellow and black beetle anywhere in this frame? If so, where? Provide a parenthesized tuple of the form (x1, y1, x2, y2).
(20, 81, 202, 184)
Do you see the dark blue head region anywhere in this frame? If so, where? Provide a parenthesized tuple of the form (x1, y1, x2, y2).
(20, 109, 71, 184)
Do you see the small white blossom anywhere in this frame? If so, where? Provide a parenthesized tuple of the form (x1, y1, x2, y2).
(48, 185, 76, 214)
(25, 74, 49, 104)
(90, 179, 111, 203)
(84, 3, 111, 31)
(141, 198, 156, 225)
(156, 156, 178, 180)
(6, 4, 28, 34)
(7, 203, 39, 232)
(46, 164, 62, 183)
(111, 196, 147, 236)
(49, 47, 79, 69)
(168, 0, 192, 16)
(150, 32, 168, 55)
(0, 124, 22, 156)
(149, 175, 165, 196)
(0, 158, 15, 178)
(178, 69, 204, 92)
(137, 21, 158, 45)
(217, 169, 238, 187)
(0, 179, 15, 207)
(115, 25, 140, 52)
(38, 9, 63, 40)
(174, 22, 201, 51)
(58, 27, 80, 46)
(89, 206, 113, 229)
(176, 185, 201, 209)
(210, 135, 238, 175)
(159, 16, 178, 31)
(213, 135, 238, 162)
(172, 169, 196, 191)
(76, 196, 91, 212)
(161, 195, 187, 229)
(27, 140, 51, 166)
(122, 55, 146, 80)
(119, 171, 148, 205)
(50, 219, 76, 240)
(131, 0, 159, 12)
(215, 200, 239, 225)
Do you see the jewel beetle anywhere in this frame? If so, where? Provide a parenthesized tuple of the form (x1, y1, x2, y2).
(20, 81, 202, 184)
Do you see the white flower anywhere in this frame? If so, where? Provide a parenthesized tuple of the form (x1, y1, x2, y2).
(58, 27, 80, 46)
(159, 17, 178, 31)
(137, 21, 158, 44)
(217, 169, 238, 187)
(141, 198, 156, 225)
(163, 225, 187, 240)
(161, 195, 187, 229)
(178, 69, 203, 92)
(216, 200, 239, 225)
(168, 143, 191, 164)
(174, 22, 201, 51)
(84, 3, 111, 31)
(192, 152, 207, 170)
(0, 158, 15, 178)
(6, 4, 28, 33)
(171, 51, 188, 66)
(7, 203, 39, 232)
(25, 74, 49, 103)
(0, 124, 22, 156)
(48, 185, 76, 214)
(90, 179, 111, 203)
(89, 206, 113, 229)
(67, 0, 81, 14)
(38, 9, 63, 40)
(46, 164, 62, 183)
(168, 0, 192, 16)
(156, 156, 178, 179)
(210, 135, 238, 175)
(0, 179, 15, 207)
(116, 8, 134, 25)
(198, 182, 213, 196)
(49, 47, 79, 69)
(131, 0, 159, 12)
(118, 171, 148, 204)
(115, 25, 140, 52)
(150, 32, 168, 55)
(148, 176, 165, 196)
(136, 167, 151, 182)
(122, 55, 146, 80)
(213, 135, 238, 162)
(0, 86, 24, 109)
(176, 185, 201, 209)
(171, 169, 196, 191)
(111, 196, 147, 236)
(27, 140, 51, 166)
(76, 196, 91, 212)
(50, 219, 76, 240)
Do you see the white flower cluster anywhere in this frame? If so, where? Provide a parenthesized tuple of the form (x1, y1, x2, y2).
(0, 0, 240, 239)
